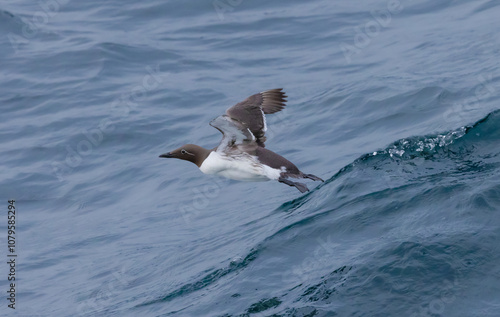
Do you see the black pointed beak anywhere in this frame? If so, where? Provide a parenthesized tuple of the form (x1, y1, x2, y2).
(159, 152, 174, 158)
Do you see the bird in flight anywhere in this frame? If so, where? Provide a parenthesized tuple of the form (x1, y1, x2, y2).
(159, 89, 323, 192)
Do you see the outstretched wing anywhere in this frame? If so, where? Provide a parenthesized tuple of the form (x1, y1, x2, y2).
(225, 88, 287, 147)
(209, 115, 258, 153)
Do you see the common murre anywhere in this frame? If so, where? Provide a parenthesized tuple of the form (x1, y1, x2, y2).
(159, 89, 323, 193)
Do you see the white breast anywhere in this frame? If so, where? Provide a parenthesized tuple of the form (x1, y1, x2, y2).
(199, 151, 282, 182)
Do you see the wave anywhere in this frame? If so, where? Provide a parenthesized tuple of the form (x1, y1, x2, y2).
(283, 109, 500, 209)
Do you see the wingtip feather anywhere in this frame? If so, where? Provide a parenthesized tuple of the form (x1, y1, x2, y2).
(260, 88, 287, 114)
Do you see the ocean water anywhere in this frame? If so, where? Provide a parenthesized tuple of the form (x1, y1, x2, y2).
(1, 0, 500, 316)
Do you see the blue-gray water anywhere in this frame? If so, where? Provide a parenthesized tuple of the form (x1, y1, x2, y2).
(1, 0, 500, 316)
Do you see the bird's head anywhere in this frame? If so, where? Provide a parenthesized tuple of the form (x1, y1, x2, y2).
(159, 144, 210, 167)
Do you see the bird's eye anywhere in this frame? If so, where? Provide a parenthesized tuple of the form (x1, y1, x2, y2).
(181, 149, 187, 154)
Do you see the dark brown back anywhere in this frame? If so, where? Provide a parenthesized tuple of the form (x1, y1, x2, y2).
(255, 146, 301, 177)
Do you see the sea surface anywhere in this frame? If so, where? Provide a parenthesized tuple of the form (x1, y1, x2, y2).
(1, 0, 500, 316)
